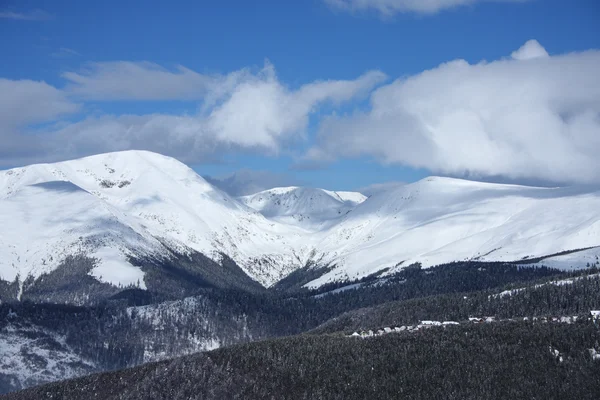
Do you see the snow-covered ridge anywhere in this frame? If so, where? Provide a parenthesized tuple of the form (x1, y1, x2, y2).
(1, 150, 600, 291)
(239, 186, 366, 230)
(309, 176, 600, 286)
(0, 150, 310, 288)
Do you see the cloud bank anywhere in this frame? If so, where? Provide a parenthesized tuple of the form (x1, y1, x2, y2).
(0, 63, 385, 166)
(308, 40, 600, 184)
(2, 40, 599, 186)
(325, 0, 529, 15)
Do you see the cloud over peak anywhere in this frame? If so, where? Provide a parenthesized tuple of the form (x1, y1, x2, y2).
(0, 62, 385, 166)
(2, 39, 599, 186)
(308, 40, 600, 184)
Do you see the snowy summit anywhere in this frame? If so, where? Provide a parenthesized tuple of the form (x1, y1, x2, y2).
(1, 151, 600, 292)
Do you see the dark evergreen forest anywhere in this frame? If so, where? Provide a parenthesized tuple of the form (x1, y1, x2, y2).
(2, 261, 600, 397)
(5, 322, 600, 400)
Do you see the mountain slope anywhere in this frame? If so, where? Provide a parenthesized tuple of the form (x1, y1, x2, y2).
(0, 151, 308, 293)
(0, 178, 158, 291)
(310, 177, 600, 286)
(239, 187, 366, 230)
(2, 151, 600, 296)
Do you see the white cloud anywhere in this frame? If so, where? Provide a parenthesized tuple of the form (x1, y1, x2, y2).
(207, 64, 386, 150)
(0, 9, 52, 20)
(62, 62, 192, 100)
(51, 47, 81, 58)
(0, 79, 79, 165)
(325, 0, 528, 15)
(0, 64, 385, 166)
(308, 41, 600, 184)
(62, 61, 385, 106)
(511, 39, 549, 60)
(5, 42, 599, 186)
(62, 61, 249, 101)
(0, 79, 78, 129)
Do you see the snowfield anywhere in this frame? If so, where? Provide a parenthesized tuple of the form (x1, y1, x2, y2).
(0, 322, 96, 391)
(307, 177, 600, 287)
(239, 186, 366, 230)
(1, 150, 599, 290)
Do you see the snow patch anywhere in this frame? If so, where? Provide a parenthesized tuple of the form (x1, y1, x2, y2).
(90, 247, 146, 289)
(0, 325, 96, 391)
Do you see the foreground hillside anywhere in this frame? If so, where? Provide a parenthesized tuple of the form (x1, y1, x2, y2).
(6, 322, 600, 400)
(2, 263, 600, 394)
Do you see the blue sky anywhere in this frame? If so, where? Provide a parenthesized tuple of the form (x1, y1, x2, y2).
(1, 0, 599, 193)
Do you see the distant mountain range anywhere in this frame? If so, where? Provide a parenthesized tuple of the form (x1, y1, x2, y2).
(1, 150, 599, 302)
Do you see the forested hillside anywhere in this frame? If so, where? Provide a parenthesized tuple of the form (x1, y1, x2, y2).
(6, 322, 600, 400)
(313, 270, 600, 334)
(2, 262, 600, 395)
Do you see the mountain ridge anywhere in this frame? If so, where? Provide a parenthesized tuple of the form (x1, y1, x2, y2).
(2, 150, 599, 298)
(239, 186, 366, 231)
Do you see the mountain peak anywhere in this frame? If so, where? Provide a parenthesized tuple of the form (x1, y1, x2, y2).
(2, 152, 600, 296)
(240, 186, 366, 230)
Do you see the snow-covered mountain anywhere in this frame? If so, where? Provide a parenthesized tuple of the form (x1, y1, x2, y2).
(0, 151, 311, 293)
(309, 177, 600, 286)
(239, 187, 366, 230)
(1, 150, 599, 296)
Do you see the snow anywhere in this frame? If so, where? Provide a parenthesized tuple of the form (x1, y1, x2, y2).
(494, 288, 527, 298)
(549, 347, 563, 363)
(90, 247, 146, 289)
(322, 190, 368, 205)
(124, 296, 245, 362)
(491, 273, 600, 299)
(523, 247, 600, 270)
(313, 282, 364, 298)
(239, 186, 366, 230)
(349, 314, 596, 340)
(2, 150, 600, 290)
(420, 321, 442, 326)
(0, 175, 160, 284)
(0, 324, 96, 390)
(0, 151, 308, 287)
(304, 177, 600, 287)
